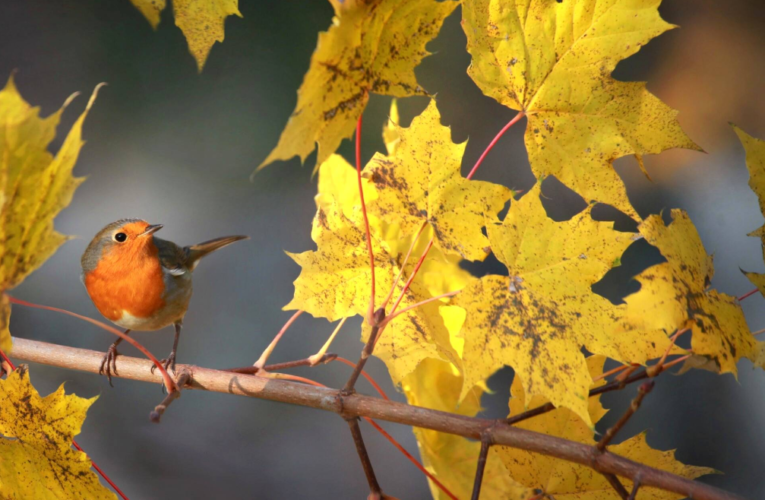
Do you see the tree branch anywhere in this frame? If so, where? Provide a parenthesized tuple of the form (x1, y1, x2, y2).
(9, 337, 747, 500)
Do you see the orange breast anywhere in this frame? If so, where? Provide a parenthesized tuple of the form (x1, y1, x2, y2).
(84, 242, 166, 322)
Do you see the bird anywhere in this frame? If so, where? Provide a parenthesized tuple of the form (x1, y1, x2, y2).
(81, 219, 248, 384)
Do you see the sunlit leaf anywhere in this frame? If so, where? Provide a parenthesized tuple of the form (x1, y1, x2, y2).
(452, 185, 673, 424)
(403, 358, 527, 500)
(498, 356, 714, 498)
(620, 210, 760, 374)
(258, 0, 458, 171)
(363, 100, 512, 261)
(0, 76, 101, 353)
(286, 154, 462, 384)
(0, 367, 115, 499)
(128, 0, 241, 71)
(462, 0, 699, 218)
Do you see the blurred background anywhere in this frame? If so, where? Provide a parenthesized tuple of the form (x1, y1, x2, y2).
(1, 0, 764, 498)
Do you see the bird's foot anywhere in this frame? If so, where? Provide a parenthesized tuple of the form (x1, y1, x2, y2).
(150, 353, 177, 375)
(99, 346, 121, 387)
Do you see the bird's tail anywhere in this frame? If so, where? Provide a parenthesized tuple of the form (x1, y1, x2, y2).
(186, 235, 249, 268)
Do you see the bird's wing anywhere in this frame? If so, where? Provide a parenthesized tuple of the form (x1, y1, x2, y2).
(154, 237, 189, 276)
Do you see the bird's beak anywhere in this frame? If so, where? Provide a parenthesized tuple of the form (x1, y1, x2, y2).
(140, 224, 164, 237)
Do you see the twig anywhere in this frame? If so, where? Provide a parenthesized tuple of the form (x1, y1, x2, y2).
(9, 337, 747, 500)
(471, 434, 491, 500)
(628, 474, 643, 500)
(345, 417, 383, 498)
(508, 355, 689, 426)
(602, 473, 630, 499)
(150, 371, 191, 423)
(343, 308, 385, 393)
(226, 353, 338, 374)
(598, 381, 655, 451)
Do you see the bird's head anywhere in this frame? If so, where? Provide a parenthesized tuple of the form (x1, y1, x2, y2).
(81, 219, 164, 274)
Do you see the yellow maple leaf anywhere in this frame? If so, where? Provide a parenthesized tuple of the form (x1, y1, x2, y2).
(382, 99, 401, 156)
(732, 125, 765, 298)
(461, 0, 699, 219)
(363, 100, 512, 261)
(0, 76, 101, 353)
(499, 356, 714, 498)
(129, 0, 165, 29)
(0, 367, 115, 499)
(452, 184, 673, 425)
(258, 0, 458, 171)
(403, 358, 527, 500)
(286, 155, 462, 384)
(620, 210, 760, 374)
(129, 0, 241, 71)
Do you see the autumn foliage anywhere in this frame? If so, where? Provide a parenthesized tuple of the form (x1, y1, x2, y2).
(1, 0, 764, 498)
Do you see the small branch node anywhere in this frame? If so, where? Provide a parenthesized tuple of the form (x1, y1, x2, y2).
(150, 371, 191, 423)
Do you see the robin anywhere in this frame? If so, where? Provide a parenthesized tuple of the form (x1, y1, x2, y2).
(81, 219, 248, 384)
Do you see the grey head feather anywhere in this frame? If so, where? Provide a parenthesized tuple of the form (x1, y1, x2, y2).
(81, 218, 145, 274)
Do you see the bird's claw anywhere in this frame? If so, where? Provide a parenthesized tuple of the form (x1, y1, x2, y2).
(98, 346, 120, 387)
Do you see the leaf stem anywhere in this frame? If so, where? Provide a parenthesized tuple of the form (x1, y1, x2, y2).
(381, 290, 460, 328)
(355, 114, 376, 322)
(738, 287, 758, 301)
(466, 111, 525, 180)
(381, 221, 427, 310)
(388, 238, 434, 317)
(253, 310, 304, 369)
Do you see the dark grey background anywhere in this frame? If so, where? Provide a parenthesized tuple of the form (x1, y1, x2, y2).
(1, 0, 764, 498)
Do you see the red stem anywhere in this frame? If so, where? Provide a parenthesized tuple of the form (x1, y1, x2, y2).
(0, 345, 129, 500)
(355, 114, 376, 320)
(389, 239, 434, 316)
(280, 366, 457, 500)
(7, 296, 177, 392)
(738, 288, 758, 301)
(365, 418, 459, 500)
(466, 111, 525, 180)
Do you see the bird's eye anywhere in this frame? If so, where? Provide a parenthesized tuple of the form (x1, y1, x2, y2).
(114, 232, 127, 243)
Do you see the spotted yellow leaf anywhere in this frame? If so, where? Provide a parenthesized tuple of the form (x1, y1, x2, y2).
(620, 210, 760, 374)
(286, 154, 462, 385)
(732, 126, 765, 298)
(258, 0, 458, 172)
(363, 100, 512, 261)
(403, 358, 527, 500)
(0, 367, 115, 499)
(499, 356, 714, 498)
(462, 0, 699, 219)
(128, 0, 240, 71)
(129, 0, 165, 29)
(0, 76, 101, 353)
(452, 184, 673, 425)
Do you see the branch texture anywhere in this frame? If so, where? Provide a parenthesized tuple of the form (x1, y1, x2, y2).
(9, 337, 747, 500)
